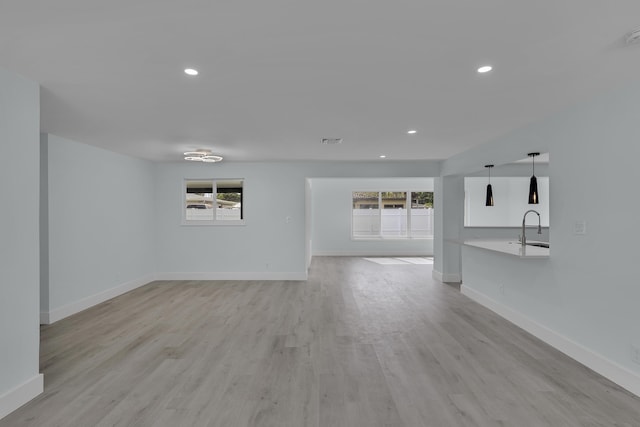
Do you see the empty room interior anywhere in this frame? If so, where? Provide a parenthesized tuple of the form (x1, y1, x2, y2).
(2, 2, 640, 426)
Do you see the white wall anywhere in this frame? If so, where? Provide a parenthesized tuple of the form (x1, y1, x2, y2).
(40, 135, 49, 314)
(154, 162, 308, 279)
(439, 81, 640, 394)
(464, 177, 550, 227)
(0, 69, 43, 419)
(311, 177, 434, 256)
(43, 134, 156, 323)
(154, 161, 439, 279)
(433, 175, 464, 283)
(305, 178, 312, 269)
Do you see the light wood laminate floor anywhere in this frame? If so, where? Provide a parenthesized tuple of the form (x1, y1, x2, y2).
(3, 257, 640, 426)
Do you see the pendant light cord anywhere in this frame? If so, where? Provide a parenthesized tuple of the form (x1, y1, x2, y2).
(528, 152, 539, 176)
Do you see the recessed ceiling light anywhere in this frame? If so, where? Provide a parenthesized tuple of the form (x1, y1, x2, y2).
(407, 130, 417, 134)
(477, 65, 493, 73)
(379, 155, 386, 159)
(184, 68, 199, 76)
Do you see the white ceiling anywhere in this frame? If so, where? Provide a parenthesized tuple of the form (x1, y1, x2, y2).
(2, 1, 640, 162)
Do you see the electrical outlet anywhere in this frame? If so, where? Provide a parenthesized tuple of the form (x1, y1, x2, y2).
(631, 345, 640, 364)
(573, 220, 587, 235)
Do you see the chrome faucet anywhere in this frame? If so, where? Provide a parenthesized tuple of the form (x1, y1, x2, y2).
(520, 209, 542, 247)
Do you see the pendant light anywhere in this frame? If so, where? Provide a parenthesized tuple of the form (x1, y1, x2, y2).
(485, 164, 494, 206)
(528, 152, 540, 204)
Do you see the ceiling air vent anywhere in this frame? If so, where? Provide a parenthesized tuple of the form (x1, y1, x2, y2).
(321, 138, 343, 145)
(626, 28, 640, 45)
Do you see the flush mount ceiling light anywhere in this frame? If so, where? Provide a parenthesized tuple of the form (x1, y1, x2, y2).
(625, 28, 640, 45)
(184, 150, 223, 163)
(379, 155, 387, 159)
(528, 152, 540, 204)
(184, 68, 199, 76)
(485, 164, 494, 206)
(477, 65, 493, 73)
(407, 130, 417, 134)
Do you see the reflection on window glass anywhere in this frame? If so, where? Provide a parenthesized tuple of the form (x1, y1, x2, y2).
(216, 180, 243, 221)
(185, 180, 214, 221)
(352, 192, 379, 209)
(352, 192, 380, 236)
(381, 191, 406, 209)
(381, 192, 407, 236)
(411, 192, 433, 208)
(410, 192, 434, 237)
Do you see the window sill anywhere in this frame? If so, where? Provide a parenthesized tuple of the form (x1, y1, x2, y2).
(182, 220, 246, 226)
(351, 236, 433, 241)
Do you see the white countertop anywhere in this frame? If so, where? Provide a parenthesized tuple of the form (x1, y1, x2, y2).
(462, 239, 550, 259)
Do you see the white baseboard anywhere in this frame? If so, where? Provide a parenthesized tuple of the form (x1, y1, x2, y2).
(313, 251, 431, 257)
(432, 269, 461, 283)
(39, 311, 50, 325)
(155, 271, 308, 281)
(461, 285, 640, 398)
(0, 374, 43, 421)
(41, 274, 155, 325)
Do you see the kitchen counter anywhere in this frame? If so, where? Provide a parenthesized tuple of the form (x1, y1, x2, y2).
(462, 239, 550, 259)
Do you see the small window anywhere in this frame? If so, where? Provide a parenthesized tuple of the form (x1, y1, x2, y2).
(184, 179, 244, 225)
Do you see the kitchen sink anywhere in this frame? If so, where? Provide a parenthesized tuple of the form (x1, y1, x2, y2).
(526, 242, 549, 248)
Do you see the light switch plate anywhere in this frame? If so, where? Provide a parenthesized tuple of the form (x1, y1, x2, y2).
(573, 220, 587, 235)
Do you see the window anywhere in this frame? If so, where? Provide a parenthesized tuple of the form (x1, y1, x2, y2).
(352, 191, 433, 239)
(184, 179, 244, 225)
